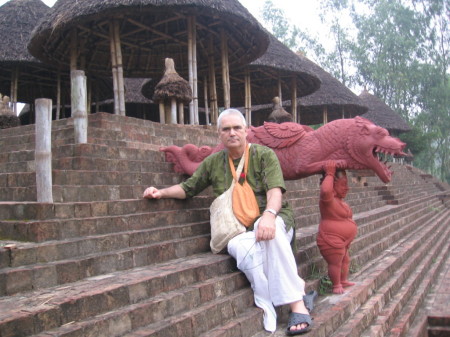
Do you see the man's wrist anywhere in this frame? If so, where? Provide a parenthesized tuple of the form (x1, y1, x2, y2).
(264, 208, 278, 216)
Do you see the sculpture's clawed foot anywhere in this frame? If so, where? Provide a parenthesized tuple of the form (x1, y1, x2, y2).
(332, 285, 345, 294)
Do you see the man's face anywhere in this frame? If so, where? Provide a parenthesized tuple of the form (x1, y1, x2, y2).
(218, 114, 248, 150)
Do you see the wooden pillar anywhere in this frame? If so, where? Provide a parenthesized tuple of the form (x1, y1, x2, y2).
(56, 71, 61, 120)
(221, 29, 230, 109)
(291, 77, 297, 123)
(113, 21, 126, 116)
(170, 98, 177, 124)
(178, 102, 184, 125)
(188, 16, 199, 124)
(71, 70, 87, 144)
(70, 29, 77, 71)
(244, 68, 252, 126)
(323, 106, 328, 124)
(208, 36, 218, 124)
(278, 77, 282, 105)
(159, 102, 165, 124)
(342, 106, 345, 119)
(109, 21, 125, 116)
(10, 67, 19, 115)
(203, 76, 210, 125)
(35, 98, 53, 203)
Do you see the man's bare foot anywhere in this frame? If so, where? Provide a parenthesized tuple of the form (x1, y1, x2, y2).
(289, 300, 310, 332)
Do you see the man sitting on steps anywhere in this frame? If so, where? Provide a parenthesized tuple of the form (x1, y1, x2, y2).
(143, 108, 316, 335)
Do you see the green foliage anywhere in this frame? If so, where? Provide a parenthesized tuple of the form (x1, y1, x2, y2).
(260, 0, 449, 183)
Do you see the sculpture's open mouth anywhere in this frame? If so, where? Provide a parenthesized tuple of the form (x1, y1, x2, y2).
(371, 145, 407, 183)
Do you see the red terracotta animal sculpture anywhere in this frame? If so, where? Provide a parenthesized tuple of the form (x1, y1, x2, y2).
(161, 117, 406, 183)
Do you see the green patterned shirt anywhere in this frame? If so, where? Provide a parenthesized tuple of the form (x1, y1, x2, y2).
(180, 143, 295, 232)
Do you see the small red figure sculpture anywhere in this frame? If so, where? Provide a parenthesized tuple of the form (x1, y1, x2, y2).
(316, 160, 357, 294)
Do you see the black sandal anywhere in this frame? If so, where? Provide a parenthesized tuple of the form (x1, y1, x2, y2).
(286, 312, 312, 335)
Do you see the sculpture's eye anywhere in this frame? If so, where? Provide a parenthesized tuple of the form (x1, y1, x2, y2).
(375, 128, 388, 138)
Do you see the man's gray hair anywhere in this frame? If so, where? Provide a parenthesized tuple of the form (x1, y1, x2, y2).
(217, 109, 247, 130)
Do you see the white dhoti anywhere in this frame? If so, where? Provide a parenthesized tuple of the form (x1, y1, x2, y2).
(227, 216, 305, 332)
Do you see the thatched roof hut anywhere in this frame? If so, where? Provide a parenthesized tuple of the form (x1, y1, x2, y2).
(0, 0, 112, 118)
(359, 89, 411, 134)
(28, 0, 269, 77)
(28, 0, 270, 121)
(294, 54, 368, 125)
(0, 0, 52, 104)
(224, 32, 320, 107)
(249, 54, 366, 126)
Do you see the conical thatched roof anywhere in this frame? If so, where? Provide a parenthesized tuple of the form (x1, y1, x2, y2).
(293, 53, 368, 124)
(145, 58, 192, 104)
(359, 89, 411, 133)
(0, 0, 48, 63)
(100, 78, 152, 105)
(28, 0, 270, 79)
(0, 0, 112, 104)
(267, 96, 292, 123)
(223, 33, 320, 107)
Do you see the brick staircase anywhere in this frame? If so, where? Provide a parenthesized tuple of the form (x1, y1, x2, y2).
(0, 113, 448, 337)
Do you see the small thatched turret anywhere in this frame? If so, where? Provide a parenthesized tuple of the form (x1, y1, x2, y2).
(0, 94, 20, 129)
(150, 58, 192, 124)
(267, 97, 293, 123)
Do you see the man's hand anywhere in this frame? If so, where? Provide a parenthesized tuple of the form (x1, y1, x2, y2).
(143, 187, 162, 199)
(324, 160, 337, 176)
(256, 212, 276, 241)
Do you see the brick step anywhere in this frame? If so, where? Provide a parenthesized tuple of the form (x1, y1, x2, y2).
(373, 236, 449, 337)
(0, 196, 212, 222)
(0, 200, 212, 243)
(300, 207, 448, 337)
(0, 253, 238, 337)
(0, 170, 184, 189)
(1, 232, 211, 296)
(405, 253, 450, 337)
(328, 209, 450, 337)
(296, 197, 445, 279)
(30, 276, 260, 337)
(247, 205, 449, 337)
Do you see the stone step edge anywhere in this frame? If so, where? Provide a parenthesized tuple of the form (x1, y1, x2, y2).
(372, 230, 449, 337)
(1, 233, 211, 296)
(300, 208, 449, 337)
(29, 273, 253, 337)
(0, 253, 233, 333)
(297, 200, 445, 279)
(329, 209, 450, 337)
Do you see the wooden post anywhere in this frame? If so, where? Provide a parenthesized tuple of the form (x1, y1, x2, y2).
(291, 77, 297, 123)
(56, 71, 61, 120)
(187, 16, 199, 124)
(109, 22, 119, 115)
(178, 102, 184, 124)
(159, 102, 165, 124)
(70, 29, 77, 71)
(278, 77, 282, 105)
(221, 29, 230, 109)
(323, 106, 328, 124)
(208, 36, 218, 124)
(342, 106, 345, 119)
(71, 70, 87, 144)
(245, 69, 251, 126)
(192, 17, 199, 124)
(113, 21, 126, 116)
(35, 98, 53, 203)
(170, 98, 177, 124)
(203, 76, 210, 125)
(9, 67, 19, 115)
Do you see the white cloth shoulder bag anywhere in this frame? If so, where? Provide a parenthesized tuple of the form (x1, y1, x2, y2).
(209, 150, 247, 254)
